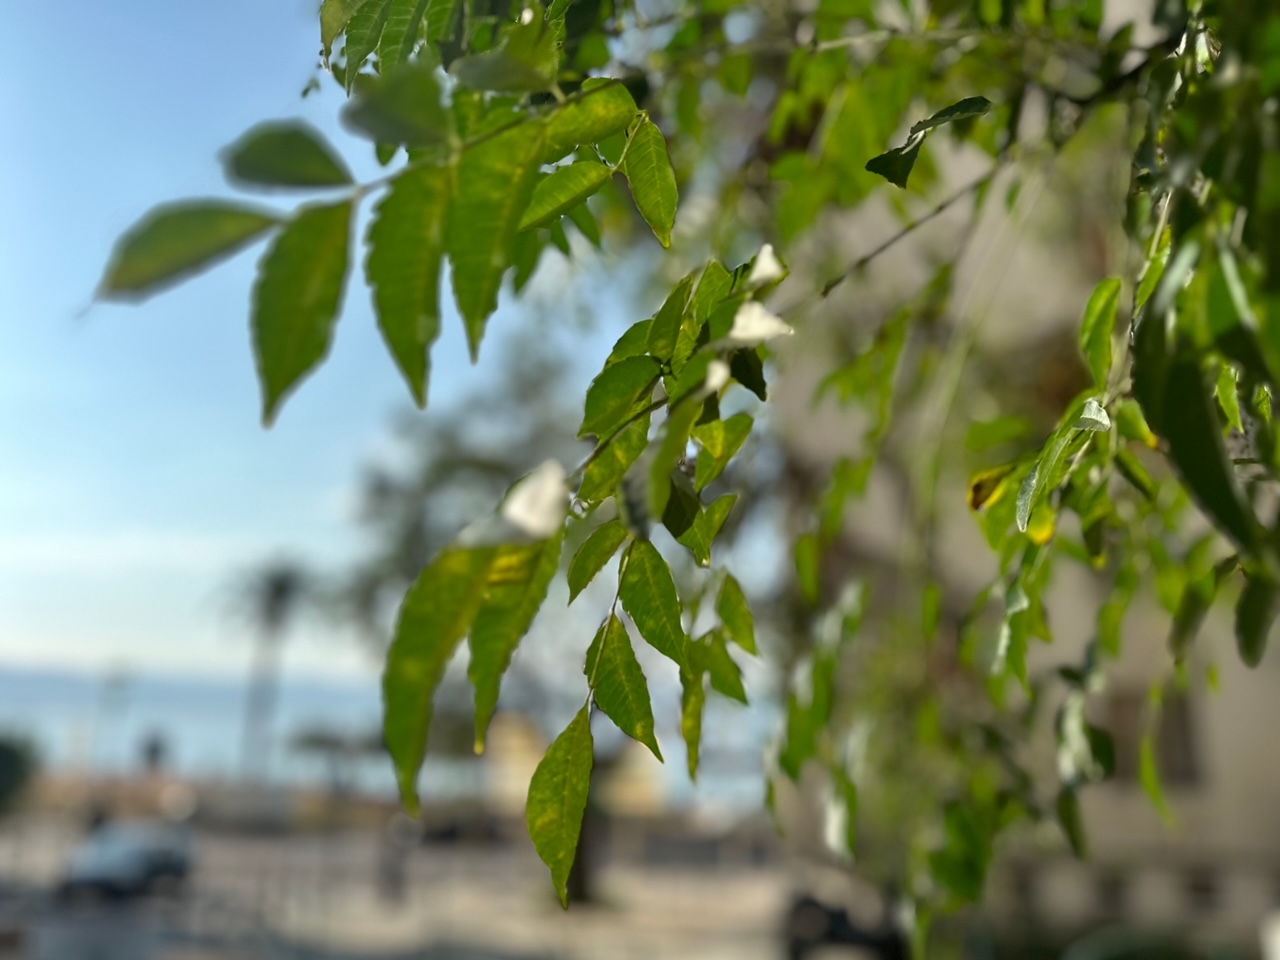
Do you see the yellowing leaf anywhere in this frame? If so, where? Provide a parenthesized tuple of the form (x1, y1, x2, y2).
(526, 705, 594, 907)
(619, 540, 687, 668)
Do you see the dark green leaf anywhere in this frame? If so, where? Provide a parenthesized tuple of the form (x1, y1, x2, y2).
(1235, 573, 1277, 667)
(252, 201, 352, 425)
(383, 545, 495, 811)
(454, 51, 555, 92)
(469, 531, 564, 752)
(717, 574, 757, 654)
(619, 540, 686, 668)
(566, 202, 601, 247)
(100, 201, 279, 300)
(526, 705, 594, 907)
(924, 95, 994, 132)
(706, 632, 747, 703)
(1079, 277, 1121, 387)
(367, 163, 451, 406)
(660, 472, 701, 539)
(729, 348, 767, 400)
(567, 519, 628, 603)
(621, 117, 678, 248)
(519, 161, 612, 231)
(448, 120, 548, 359)
(585, 614, 662, 759)
(543, 79, 637, 164)
(795, 532, 820, 603)
(342, 62, 452, 147)
(579, 355, 660, 439)
(1056, 787, 1087, 858)
(865, 136, 923, 189)
(222, 121, 353, 190)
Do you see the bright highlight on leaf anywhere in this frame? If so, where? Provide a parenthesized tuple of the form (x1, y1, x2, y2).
(746, 243, 787, 288)
(725, 301, 794, 347)
(500, 460, 569, 539)
(621, 117, 678, 247)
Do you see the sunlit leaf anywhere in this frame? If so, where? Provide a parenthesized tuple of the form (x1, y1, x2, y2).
(321, 0, 368, 58)
(1074, 398, 1111, 431)
(585, 614, 662, 759)
(520, 161, 612, 231)
(367, 163, 451, 406)
(100, 201, 279, 300)
(567, 519, 629, 603)
(222, 121, 354, 189)
(694, 413, 752, 491)
(526, 704, 594, 907)
(621, 117, 678, 247)
(469, 530, 564, 751)
(343, 0, 394, 85)
(543, 79, 637, 164)
(717, 574, 757, 654)
(646, 273, 696, 362)
(252, 200, 353, 425)
(619, 540, 687, 667)
(448, 120, 547, 359)
(377, 0, 429, 73)
(706, 631, 747, 703)
(1079, 277, 1121, 387)
(383, 545, 495, 811)
(579, 355, 661, 439)
(578, 415, 650, 503)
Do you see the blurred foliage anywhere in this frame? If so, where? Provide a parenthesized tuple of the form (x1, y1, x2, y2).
(101, 0, 1280, 943)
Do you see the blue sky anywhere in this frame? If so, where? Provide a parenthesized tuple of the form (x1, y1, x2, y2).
(0, 2, 629, 681)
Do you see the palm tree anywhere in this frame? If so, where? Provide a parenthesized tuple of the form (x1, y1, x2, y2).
(231, 558, 314, 782)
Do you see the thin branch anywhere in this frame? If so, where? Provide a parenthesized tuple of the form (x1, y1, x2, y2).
(820, 169, 996, 298)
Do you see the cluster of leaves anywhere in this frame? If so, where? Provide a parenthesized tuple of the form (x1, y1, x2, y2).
(100, 0, 1280, 940)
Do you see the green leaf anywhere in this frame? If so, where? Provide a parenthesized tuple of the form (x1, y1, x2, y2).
(646, 273, 697, 362)
(543, 79, 637, 164)
(252, 200, 352, 425)
(342, 0, 394, 85)
(1056, 787, 1087, 858)
(566, 202, 601, 247)
(606, 319, 651, 366)
(1079, 277, 1121, 387)
(585, 614, 663, 759)
(367, 163, 452, 406)
(646, 397, 700, 521)
(865, 137, 924, 189)
(383, 545, 495, 811)
(693, 413, 752, 490)
(1015, 432, 1068, 533)
(1161, 356, 1263, 554)
(795, 532, 821, 603)
(448, 120, 548, 359)
(567, 519, 629, 603)
(519, 161, 612, 231)
(717, 574, 757, 654)
(676, 493, 736, 567)
(578, 415, 650, 503)
(1235, 573, 1277, 667)
(1074, 398, 1111, 431)
(469, 531, 564, 752)
(454, 51, 555, 92)
(100, 201, 279, 300)
(730, 348, 767, 400)
(222, 122, 353, 190)
(1217, 365, 1244, 434)
(680, 662, 706, 780)
(1169, 554, 1238, 662)
(579, 356, 660, 439)
(321, 0, 368, 58)
(619, 540, 687, 668)
(706, 632, 747, 704)
(342, 62, 452, 148)
(377, 0, 429, 73)
(1139, 728, 1173, 825)
(526, 704, 594, 907)
(910, 96, 993, 135)
(621, 117, 678, 248)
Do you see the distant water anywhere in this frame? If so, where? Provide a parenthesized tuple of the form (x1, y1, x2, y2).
(0, 665, 388, 789)
(0, 666, 771, 807)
